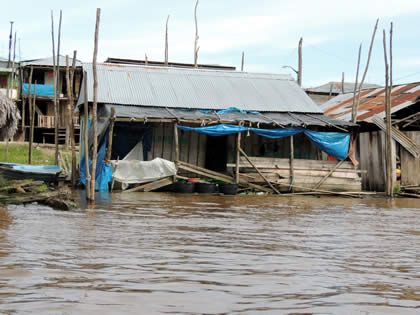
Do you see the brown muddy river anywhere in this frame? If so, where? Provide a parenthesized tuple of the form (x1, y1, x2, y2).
(0, 193, 419, 314)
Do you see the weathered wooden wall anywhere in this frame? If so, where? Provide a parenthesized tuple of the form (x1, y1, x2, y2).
(356, 131, 396, 192)
(400, 131, 420, 186)
(148, 123, 207, 168)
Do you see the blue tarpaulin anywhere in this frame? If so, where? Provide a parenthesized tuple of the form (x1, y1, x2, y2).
(22, 83, 55, 96)
(177, 124, 350, 160)
(177, 124, 249, 136)
(80, 122, 113, 192)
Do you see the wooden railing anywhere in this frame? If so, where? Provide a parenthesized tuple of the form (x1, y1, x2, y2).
(37, 115, 80, 128)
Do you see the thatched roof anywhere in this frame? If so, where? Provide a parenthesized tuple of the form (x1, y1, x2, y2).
(0, 93, 20, 140)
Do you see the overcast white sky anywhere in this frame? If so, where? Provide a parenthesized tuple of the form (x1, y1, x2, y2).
(1, 0, 420, 88)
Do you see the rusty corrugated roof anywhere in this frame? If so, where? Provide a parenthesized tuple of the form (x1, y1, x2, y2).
(321, 83, 420, 122)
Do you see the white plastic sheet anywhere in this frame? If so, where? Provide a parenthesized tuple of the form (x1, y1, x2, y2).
(111, 158, 176, 190)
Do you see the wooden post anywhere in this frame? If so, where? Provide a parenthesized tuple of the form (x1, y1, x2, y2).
(56, 10, 62, 132)
(298, 37, 302, 86)
(174, 123, 179, 164)
(235, 132, 241, 183)
(238, 147, 280, 194)
(341, 72, 345, 94)
(51, 10, 59, 165)
(65, 56, 71, 148)
(384, 24, 393, 196)
(29, 81, 37, 165)
(352, 19, 379, 123)
(164, 15, 169, 66)
(105, 107, 116, 164)
(289, 135, 294, 192)
(194, 0, 199, 68)
(351, 43, 362, 122)
(328, 83, 333, 100)
(91, 8, 101, 202)
(241, 51, 244, 71)
(70, 51, 77, 186)
(145, 53, 148, 65)
(83, 70, 91, 200)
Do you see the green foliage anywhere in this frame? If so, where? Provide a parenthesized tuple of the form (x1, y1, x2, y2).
(393, 184, 401, 194)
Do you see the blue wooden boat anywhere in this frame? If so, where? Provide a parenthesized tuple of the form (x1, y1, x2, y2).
(0, 163, 61, 182)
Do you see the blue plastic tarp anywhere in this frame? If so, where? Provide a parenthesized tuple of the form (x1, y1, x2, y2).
(251, 127, 303, 139)
(303, 130, 350, 161)
(177, 124, 248, 136)
(80, 122, 113, 192)
(177, 124, 350, 161)
(216, 107, 260, 115)
(22, 83, 55, 96)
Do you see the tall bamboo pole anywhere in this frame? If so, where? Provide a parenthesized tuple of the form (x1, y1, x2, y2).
(51, 10, 59, 165)
(351, 43, 362, 122)
(352, 19, 379, 123)
(91, 8, 101, 202)
(83, 70, 91, 200)
(29, 81, 37, 164)
(383, 29, 392, 196)
(297, 37, 302, 86)
(5, 21, 13, 162)
(55, 10, 62, 162)
(70, 51, 77, 186)
(65, 56, 71, 147)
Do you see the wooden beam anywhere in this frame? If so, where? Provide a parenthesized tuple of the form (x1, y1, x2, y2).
(28, 81, 37, 165)
(124, 177, 174, 193)
(238, 147, 280, 194)
(289, 135, 294, 192)
(235, 132, 241, 183)
(312, 159, 346, 190)
(105, 107, 116, 164)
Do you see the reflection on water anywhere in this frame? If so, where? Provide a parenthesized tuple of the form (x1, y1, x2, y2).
(0, 193, 419, 314)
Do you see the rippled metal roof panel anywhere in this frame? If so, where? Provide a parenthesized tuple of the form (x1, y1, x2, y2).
(78, 63, 322, 113)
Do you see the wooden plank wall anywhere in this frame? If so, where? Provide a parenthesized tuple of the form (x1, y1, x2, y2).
(149, 122, 207, 169)
(356, 131, 396, 192)
(400, 131, 420, 186)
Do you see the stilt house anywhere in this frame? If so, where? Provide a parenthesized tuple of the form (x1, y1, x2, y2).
(77, 63, 360, 193)
(322, 83, 420, 191)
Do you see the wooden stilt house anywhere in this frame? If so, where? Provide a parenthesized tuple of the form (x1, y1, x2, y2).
(76, 63, 360, 193)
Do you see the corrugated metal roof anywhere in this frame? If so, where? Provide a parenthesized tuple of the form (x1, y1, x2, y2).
(307, 82, 380, 94)
(77, 63, 322, 113)
(322, 83, 420, 123)
(21, 55, 82, 67)
(103, 104, 355, 128)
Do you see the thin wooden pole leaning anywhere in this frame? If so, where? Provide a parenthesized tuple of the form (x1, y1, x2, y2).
(164, 15, 169, 66)
(83, 71, 91, 201)
(238, 147, 280, 194)
(26, 67, 33, 163)
(65, 56, 71, 148)
(235, 132, 241, 183)
(29, 81, 37, 165)
(352, 19, 379, 123)
(351, 43, 362, 122)
(91, 8, 101, 202)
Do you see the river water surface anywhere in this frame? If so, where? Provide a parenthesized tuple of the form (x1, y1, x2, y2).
(0, 193, 419, 314)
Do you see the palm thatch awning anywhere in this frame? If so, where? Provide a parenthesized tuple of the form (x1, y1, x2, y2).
(0, 93, 20, 140)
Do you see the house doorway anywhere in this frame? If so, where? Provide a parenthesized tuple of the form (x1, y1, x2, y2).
(205, 135, 227, 172)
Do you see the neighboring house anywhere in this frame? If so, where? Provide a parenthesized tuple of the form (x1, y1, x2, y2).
(0, 57, 19, 100)
(306, 82, 380, 105)
(76, 63, 360, 192)
(322, 83, 420, 191)
(19, 56, 82, 144)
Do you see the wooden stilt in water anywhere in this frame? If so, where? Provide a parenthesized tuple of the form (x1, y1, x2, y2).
(91, 8, 101, 202)
(70, 51, 77, 186)
(83, 70, 91, 201)
(174, 123, 179, 165)
(235, 132, 241, 183)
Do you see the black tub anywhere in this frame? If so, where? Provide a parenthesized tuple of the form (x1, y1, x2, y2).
(195, 182, 217, 193)
(175, 182, 195, 193)
(219, 183, 238, 195)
